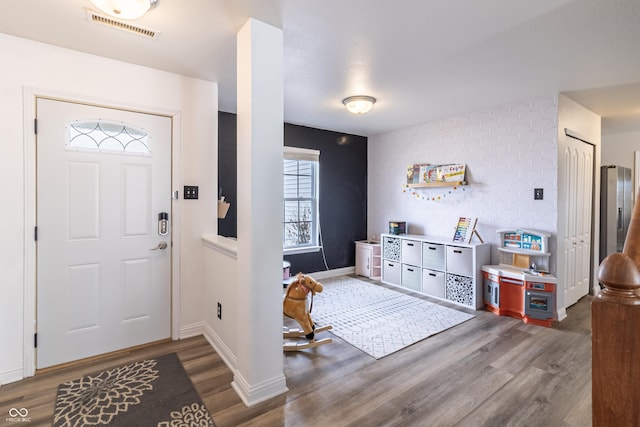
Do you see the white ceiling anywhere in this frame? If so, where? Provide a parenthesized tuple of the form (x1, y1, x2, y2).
(2, 0, 640, 136)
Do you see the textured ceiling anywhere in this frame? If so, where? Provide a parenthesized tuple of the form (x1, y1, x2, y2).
(1, 0, 639, 136)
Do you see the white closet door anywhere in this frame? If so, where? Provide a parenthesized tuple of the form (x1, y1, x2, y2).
(561, 137, 594, 308)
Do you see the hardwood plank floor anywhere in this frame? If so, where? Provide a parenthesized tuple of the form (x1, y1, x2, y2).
(0, 280, 592, 427)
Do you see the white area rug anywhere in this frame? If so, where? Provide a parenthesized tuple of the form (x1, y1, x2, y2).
(311, 276, 474, 359)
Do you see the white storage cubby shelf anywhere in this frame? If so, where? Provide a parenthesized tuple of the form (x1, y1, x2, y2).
(381, 233, 490, 310)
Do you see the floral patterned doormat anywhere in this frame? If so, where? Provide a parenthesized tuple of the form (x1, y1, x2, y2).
(53, 353, 215, 427)
(311, 276, 475, 359)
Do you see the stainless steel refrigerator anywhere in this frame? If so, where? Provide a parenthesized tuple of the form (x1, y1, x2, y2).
(600, 165, 633, 262)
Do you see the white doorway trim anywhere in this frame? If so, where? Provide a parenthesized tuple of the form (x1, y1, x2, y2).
(22, 87, 182, 377)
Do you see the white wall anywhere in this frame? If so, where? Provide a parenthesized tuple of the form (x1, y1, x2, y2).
(368, 96, 559, 269)
(601, 127, 640, 201)
(601, 130, 640, 168)
(202, 236, 238, 368)
(0, 33, 217, 384)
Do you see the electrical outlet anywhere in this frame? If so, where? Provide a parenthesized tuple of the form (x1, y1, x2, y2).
(217, 302, 222, 320)
(184, 185, 199, 200)
(534, 188, 544, 200)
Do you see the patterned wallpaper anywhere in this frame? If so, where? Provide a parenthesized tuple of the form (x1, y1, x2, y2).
(368, 96, 559, 266)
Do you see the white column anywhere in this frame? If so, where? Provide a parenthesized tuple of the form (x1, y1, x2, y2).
(232, 18, 288, 406)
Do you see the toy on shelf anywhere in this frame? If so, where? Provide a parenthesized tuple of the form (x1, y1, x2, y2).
(453, 217, 484, 243)
(283, 273, 332, 351)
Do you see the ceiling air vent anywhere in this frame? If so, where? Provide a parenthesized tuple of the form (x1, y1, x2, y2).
(86, 9, 160, 39)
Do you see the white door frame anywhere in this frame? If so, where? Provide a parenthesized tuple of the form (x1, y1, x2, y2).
(22, 87, 182, 377)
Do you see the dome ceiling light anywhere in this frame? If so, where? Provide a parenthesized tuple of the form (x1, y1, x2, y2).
(342, 95, 376, 115)
(90, 0, 158, 20)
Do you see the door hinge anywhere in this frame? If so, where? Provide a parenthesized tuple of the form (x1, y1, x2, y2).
(34, 118, 37, 135)
(34, 226, 38, 241)
(34, 333, 37, 348)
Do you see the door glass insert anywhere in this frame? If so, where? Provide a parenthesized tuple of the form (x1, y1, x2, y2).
(65, 120, 151, 156)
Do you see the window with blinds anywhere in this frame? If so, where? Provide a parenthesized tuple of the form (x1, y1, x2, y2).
(284, 147, 320, 252)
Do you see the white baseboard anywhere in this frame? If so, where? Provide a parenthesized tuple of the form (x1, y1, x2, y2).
(202, 323, 238, 373)
(557, 307, 568, 321)
(307, 266, 355, 280)
(202, 323, 287, 407)
(181, 321, 238, 373)
(180, 321, 205, 339)
(231, 369, 288, 407)
(0, 367, 24, 387)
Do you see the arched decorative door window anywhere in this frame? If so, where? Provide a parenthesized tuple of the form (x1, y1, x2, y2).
(65, 120, 151, 155)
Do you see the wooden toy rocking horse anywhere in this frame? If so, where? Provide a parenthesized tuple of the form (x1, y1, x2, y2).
(283, 273, 332, 351)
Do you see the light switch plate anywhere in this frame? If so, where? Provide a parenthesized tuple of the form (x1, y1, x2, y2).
(534, 188, 544, 200)
(184, 185, 199, 200)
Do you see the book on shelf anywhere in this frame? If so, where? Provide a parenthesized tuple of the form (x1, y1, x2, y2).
(406, 163, 466, 184)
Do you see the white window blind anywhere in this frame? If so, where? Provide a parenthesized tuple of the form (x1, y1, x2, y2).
(284, 146, 320, 162)
(284, 147, 320, 252)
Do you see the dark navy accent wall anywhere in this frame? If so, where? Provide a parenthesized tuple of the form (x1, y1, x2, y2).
(217, 112, 368, 274)
(217, 112, 238, 238)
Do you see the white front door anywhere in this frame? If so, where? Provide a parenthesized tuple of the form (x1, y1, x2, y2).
(36, 98, 172, 369)
(560, 137, 594, 308)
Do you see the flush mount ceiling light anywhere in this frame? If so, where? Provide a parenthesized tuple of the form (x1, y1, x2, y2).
(90, 0, 158, 20)
(342, 95, 376, 115)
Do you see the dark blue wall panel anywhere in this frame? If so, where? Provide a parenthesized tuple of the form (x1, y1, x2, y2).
(217, 111, 368, 274)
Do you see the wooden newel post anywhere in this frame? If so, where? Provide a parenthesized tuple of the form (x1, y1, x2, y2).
(593, 190, 640, 426)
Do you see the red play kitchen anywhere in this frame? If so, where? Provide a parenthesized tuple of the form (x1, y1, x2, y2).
(482, 229, 557, 327)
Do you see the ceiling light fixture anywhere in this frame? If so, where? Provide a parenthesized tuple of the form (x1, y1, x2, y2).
(342, 95, 376, 115)
(90, 0, 158, 20)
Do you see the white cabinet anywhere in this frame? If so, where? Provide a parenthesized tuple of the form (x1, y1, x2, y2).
(355, 241, 381, 279)
(381, 233, 490, 310)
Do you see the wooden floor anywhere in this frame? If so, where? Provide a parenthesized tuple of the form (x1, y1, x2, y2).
(1, 282, 592, 427)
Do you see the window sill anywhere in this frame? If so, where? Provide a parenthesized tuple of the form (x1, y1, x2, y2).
(284, 246, 322, 255)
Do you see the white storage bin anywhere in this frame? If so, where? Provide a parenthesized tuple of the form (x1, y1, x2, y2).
(422, 268, 445, 298)
(422, 243, 445, 271)
(446, 246, 474, 276)
(401, 239, 422, 266)
(446, 273, 474, 307)
(402, 264, 421, 291)
(383, 236, 401, 261)
(383, 260, 401, 285)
